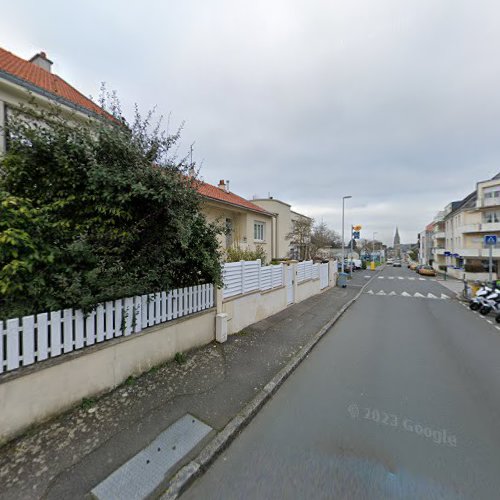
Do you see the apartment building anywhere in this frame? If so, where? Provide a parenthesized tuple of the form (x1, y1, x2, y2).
(430, 173, 500, 280)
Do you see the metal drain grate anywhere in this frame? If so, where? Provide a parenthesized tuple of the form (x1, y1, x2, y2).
(91, 414, 212, 500)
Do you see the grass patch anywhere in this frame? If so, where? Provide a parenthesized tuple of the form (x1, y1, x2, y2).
(174, 352, 187, 364)
(81, 397, 96, 410)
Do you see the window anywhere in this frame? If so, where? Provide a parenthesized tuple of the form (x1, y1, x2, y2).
(484, 211, 500, 223)
(254, 221, 265, 241)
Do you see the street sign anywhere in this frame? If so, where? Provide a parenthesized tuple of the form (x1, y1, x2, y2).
(353, 225, 362, 231)
(484, 235, 497, 245)
(352, 231, 360, 239)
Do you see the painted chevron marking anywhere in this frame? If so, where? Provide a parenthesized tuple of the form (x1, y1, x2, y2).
(367, 290, 374, 294)
(419, 278, 426, 281)
(441, 294, 450, 299)
(389, 291, 397, 296)
(408, 277, 415, 280)
(388, 277, 395, 280)
(378, 276, 384, 279)
(401, 291, 411, 297)
(414, 292, 425, 298)
(376, 290, 386, 295)
(398, 277, 404, 280)
(427, 293, 438, 299)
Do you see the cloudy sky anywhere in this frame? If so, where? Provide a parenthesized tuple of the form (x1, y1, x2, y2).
(2, 0, 499, 244)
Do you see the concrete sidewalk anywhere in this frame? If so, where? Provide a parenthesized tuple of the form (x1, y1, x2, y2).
(0, 273, 369, 500)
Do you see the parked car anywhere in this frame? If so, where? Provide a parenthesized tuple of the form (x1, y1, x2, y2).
(418, 265, 436, 276)
(393, 260, 402, 267)
(387, 259, 394, 265)
(409, 262, 418, 270)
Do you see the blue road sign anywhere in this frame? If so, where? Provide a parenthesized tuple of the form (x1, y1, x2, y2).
(352, 231, 360, 239)
(484, 235, 497, 246)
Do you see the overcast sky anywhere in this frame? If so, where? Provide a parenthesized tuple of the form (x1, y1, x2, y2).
(2, 1, 499, 244)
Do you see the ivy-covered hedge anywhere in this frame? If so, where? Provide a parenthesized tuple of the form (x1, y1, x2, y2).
(0, 103, 222, 319)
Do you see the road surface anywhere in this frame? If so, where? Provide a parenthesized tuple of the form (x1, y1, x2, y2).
(182, 265, 500, 499)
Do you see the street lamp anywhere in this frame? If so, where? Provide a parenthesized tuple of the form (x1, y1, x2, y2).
(372, 232, 377, 266)
(341, 195, 352, 273)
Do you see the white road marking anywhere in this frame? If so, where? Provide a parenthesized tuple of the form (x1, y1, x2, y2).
(398, 277, 404, 280)
(487, 319, 493, 324)
(378, 276, 384, 279)
(364, 276, 371, 278)
(408, 277, 415, 280)
(419, 278, 426, 281)
(388, 277, 395, 280)
(441, 294, 450, 299)
(401, 291, 411, 297)
(389, 291, 397, 296)
(427, 293, 438, 299)
(376, 290, 386, 295)
(496, 326, 500, 331)
(414, 292, 425, 298)
(367, 290, 374, 294)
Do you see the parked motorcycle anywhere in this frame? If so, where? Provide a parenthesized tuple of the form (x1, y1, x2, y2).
(469, 284, 495, 311)
(479, 289, 500, 315)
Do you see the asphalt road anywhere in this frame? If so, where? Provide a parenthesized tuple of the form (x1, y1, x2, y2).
(182, 265, 500, 500)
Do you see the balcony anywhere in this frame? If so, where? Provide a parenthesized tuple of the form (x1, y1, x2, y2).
(455, 247, 500, 258)
(477, 199, 500, 209)
(433, 231, 445, 239)
(432, 248, 446, 255)
(458, 223, 500, 233)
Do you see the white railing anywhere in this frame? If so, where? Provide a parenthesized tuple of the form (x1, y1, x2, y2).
(0, 284, 214, 375)
(222, 260, 284, 299)
(320, 263, 329, 289)
(297, 260, 314, 283)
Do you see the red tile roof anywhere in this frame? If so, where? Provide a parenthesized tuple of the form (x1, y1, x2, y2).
(0, 47, 114, 121)
(197, 181, 273, 216)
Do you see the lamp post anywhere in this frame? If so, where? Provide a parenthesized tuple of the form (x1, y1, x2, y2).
(341, 195, 352, 273)
(372, 231, 377, 266)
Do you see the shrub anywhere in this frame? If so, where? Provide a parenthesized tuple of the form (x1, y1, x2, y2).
(225, 244, 267, 265)
(0, 101, 222, 319)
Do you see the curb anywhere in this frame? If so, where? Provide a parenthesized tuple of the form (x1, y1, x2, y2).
(160, 274, 375, 499)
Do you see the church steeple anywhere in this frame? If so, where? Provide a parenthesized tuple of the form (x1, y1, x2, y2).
(394, 227, 401, 258)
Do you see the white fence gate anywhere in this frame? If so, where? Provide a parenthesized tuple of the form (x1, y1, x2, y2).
(287, 266, 294, 304)
(320, 263, 329, 289)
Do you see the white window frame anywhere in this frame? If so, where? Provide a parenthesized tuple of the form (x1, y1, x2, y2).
(254, 221, 265, 242)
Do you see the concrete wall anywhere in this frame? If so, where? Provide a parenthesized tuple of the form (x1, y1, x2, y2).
(222, 286, 287, 335)
(296, 278, 321, 303)
(0, 309, 215, 445)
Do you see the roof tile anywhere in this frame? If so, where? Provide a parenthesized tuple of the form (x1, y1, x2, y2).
(197, 182, 272, 215)
(0, 47, 114, 121)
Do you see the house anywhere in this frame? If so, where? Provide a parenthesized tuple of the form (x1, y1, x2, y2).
(418, 223, 434, 265)
(198, 180, 275, 262)
(0, 46, 114, 153)
(430, 172, 500, 280)
(250, 197, 312, 259)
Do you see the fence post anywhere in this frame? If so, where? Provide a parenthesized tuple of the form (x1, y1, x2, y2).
(240, 260, 245, 294)
(216, 286, 224, 314)
(257, 259, 261, 291)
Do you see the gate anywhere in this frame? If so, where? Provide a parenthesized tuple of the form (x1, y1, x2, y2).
(287, 265, 295, 305)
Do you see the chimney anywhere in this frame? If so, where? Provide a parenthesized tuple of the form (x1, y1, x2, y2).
(29, 51, 53, 72)
(218, 179, 225, 191)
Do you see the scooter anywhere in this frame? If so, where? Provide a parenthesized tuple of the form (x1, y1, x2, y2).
(470, 285, 494, 311)
(479, 289, 500, 315)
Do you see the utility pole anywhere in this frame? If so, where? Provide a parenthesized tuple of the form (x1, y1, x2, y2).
(341, 196, 352, 273)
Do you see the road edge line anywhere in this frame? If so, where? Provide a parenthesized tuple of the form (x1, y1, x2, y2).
(160, 273, 376, 500)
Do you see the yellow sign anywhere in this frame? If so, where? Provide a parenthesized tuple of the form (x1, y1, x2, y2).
(353, 225, 362, 231)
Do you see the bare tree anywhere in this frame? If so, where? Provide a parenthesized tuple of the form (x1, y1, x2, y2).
(310, 222, 342, 257)
(287, 217, 313, 260)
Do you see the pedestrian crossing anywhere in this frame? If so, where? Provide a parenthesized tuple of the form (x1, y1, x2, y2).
(364, 275, 436, 281)
(365, 290, 450, 300)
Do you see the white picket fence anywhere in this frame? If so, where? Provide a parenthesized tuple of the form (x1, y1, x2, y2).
(0, 284, 214, 375)
(223, 260, 284, 299)
(297, 261, 314, 283)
